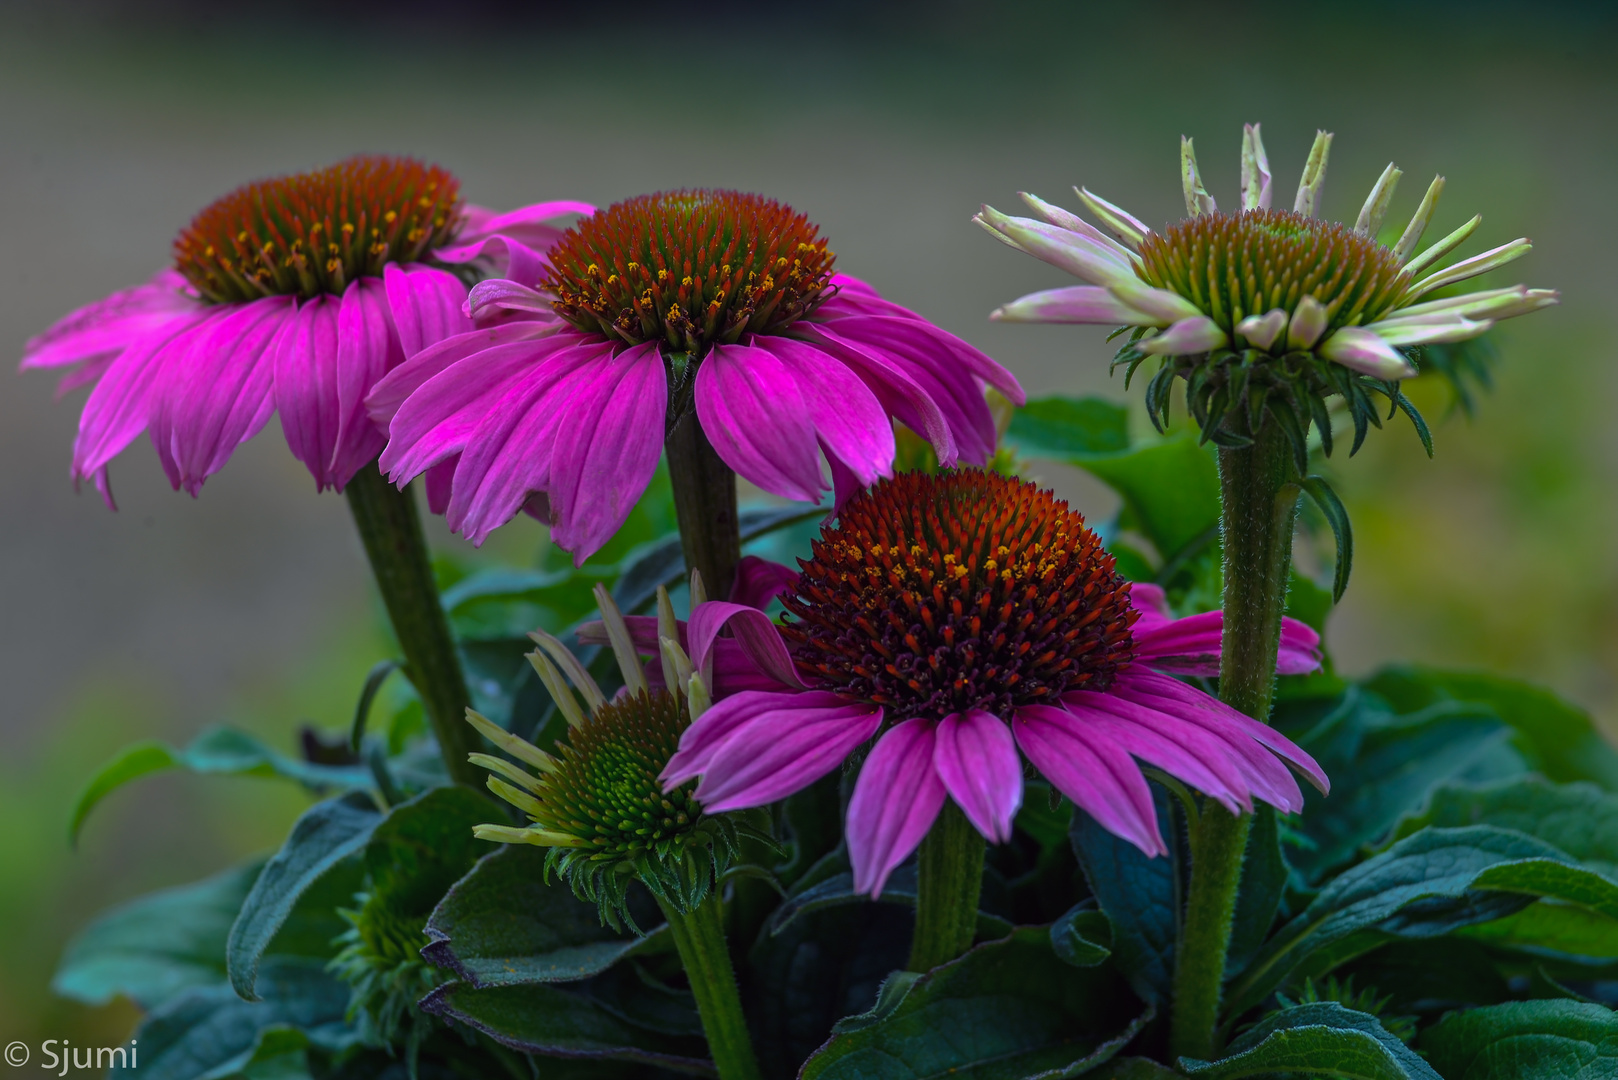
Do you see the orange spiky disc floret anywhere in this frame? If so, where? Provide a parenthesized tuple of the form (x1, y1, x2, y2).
(541, 189, 836, 355)
(780, 471, 1138, 721)
(1137, 208, 1406, 337)
(173, 155, 463, 304)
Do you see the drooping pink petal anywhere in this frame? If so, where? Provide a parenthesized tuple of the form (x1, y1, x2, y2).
(21, 269, 198, 372)
(690, 695, 883, 813)
(465, 278, 558, 321)
(547, 342, 667, 563)
(695, 342, 825, 503)
(383, 263, 473, 358)
(795, 324, 957, 466)
(729, 555, 800, 611)
(815, 302, 1024, 407)
(330, 278, 407, 490)
(1134, 610, 1323, 677)
(687, 601, 807, 690)
(847, 719, 948, 897)
(274, 294, 343, 490)
(824, 441, 872, 509)
(991, 284, 1164, 326)
(424, 457, 457, 515)
(754, 335, 895, 488)
(148, 296, 291, 495)
(1276, 619, 1324, 675)
(433, 234, 550, 288)
(457, 200, 596, 256)
(1013, 703, 1166, 857)
(933, 710, 1023, 844)
(662, 689, 876, 790)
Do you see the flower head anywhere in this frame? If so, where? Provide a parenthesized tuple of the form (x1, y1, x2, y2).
(468, 585, 754, 929)
(657, 470, 1328, 896)
(978, 125, 1557, 465)
(20, 154, 589, 502)
(370, 188, 1024, 562)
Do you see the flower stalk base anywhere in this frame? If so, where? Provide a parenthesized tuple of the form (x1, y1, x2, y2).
(908, 799, 986, 972)
(345, 463, 477, 788)
(666, 411, 741, 602)
(1170, 423, 1301, 1064)
(659, 893, 762, 1080)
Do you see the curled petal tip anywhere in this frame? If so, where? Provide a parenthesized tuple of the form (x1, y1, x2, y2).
(1236, 308, 1287, 351)
(1319, 326, 1417, 380)
(1137, 315, 1228, 356)
(1287, 295, 1329, 350)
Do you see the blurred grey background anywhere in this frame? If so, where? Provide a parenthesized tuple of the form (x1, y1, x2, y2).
(1, 0, 1613, 1047)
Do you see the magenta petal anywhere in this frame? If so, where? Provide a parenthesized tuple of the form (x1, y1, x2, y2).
(695, 342, 825, 503)
(434, 235, 550, 286)
(546, 342, 667, 562)
(368, 320, 556, 429)
(687, 601, 807, 690)
(798, 323, 958, 466)
(933, 710, 1023, 843)
(1277, 617, 1324, 675)
(22, 269, 199, 372)
(460, 200, 596, 244)
(847, 719, 948, 897)
(424, 457, 457, 515)
(149, 297, 290, 494)
(691, 696, 882, 812)
(1013, 703, 1167, 857)
(752, 336, 895, 487)
(274, 295, 343, 490)
(662, 689, 869, 786)
(729, 555, 800, 610)
(330, 278, 406, 490)
(816, 303, 1024, 407)
(384, 263, 473, 358)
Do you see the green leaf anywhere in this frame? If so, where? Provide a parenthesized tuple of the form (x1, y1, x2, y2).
(53, 860, 263, 1009)
(1078, 432, 1220, 561)
(1103, 1059, 1182, 1080)
(1366, 666, 1618, 790)
(419, 978, 711, 1071)
(110, 957, 357, 1080)
(1299, 475, 1353, 602)
(1226, 826, 1616, 1018)
(766, 864, 1015, 943)
(1419, 1000, 1618, 1079)
(1050, 904, 1113, 967)
(1070, 785, 1178, 1004)
(227, 791, 384, 1001)
(1004, 395, 1130, 458)
(1181, 1002, 1439, 1079)
(423, 844, 670, 987)
(71, 728, 373, 845)
(1390, 778, 1618, 877)
(799, 926, 1151, 1080)
(1228, 806, 1286, 977)
(612, 504, 826, 616)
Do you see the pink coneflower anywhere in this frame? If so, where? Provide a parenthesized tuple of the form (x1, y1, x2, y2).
(368, 190, 1024, 562)
(20, 154, 589, 503)
(656, 470, 1328, 896)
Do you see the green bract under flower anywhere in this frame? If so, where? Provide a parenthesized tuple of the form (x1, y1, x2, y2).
(466, 584, 751, 930)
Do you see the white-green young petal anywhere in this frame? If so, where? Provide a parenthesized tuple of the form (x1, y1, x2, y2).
(592, 584, 647, 695)
(1355, 163, 1402, 236)
(687, 672, 713, 719)
(464, 708, 557, 770)
(527, 649, 586, 728)
(473, 823, 585, 848)
(488, 776, 546, 818)
(1293, 130, 1334, 217)
(1137, 315, 1229, 356)
(1286, 294, 1330, 350)
(1400, 214, 1482, 278)
(975, 206, 1138, 287)
(1407, 238, 1532, 301)
(1181, 136, 1217, 218)
(1075, 187, 1151, 248)
(974, 211, 1032, 253)
(469, 752, 549, 794)
(1241, 122, 1273, 211)
(1392, 175, 1446, 262)
(991, 285, 1166, 326)
(656, 586, 682, 696)
(1318, 326, 1417, 379)
(660, 635, 695, 698)
(1386, 285, 1526, 319)
(688, 569, 708, 608)
(1236, 308, 1288, 351)
(1019, 192, 1139, 264)
(527, 628, 606, 709)
(1369, 317, 1494, 347)
(1107, 278, 1205, 324)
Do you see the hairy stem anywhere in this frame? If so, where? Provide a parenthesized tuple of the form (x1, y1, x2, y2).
(1170, 423, 1300, 1064)
(908, 800, 986, 972)
(666, 411, 740, 602)
(659, 893, 762, 1080)
(344, 463, 478, 788)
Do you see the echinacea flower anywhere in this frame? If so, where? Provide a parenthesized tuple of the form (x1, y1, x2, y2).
(654, 470, 1328, 895)
(467, 584, 758, 930)
(369, 189, 1024, 561)
(978, 124, 1557, 462)
(20, 154, 590, 503)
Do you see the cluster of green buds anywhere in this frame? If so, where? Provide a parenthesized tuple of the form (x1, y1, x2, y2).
(329, 888, 444, 1057)
(466, 582, 757, 931)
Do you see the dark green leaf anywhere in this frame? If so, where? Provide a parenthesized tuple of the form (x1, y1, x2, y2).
(1419, 1000, 1618, 1079)
(1299, 475, 1353, 602)
(799, 927, 1150, 1080)
(1181, 1002, 1439, 1079)
(423, 844, 669, 987)
(1070, 786, 1178, 1004)
(1103, 1059, 1181, 1079)
(1078, 432, 1221, 561)
(349, 660, 401, 753)
(1228, 806, 1285, 977)
(766, 864, 1014, 943)
(1389, 777, 1618, 876)
(1004, 395, 1131, 458)
(227, 791, 384, 1000)
(1050, 905, 1112, 967)
(612, 504, 826, 616)
(53, 861, 263, 1009)
(1366, 666, 1618, 790)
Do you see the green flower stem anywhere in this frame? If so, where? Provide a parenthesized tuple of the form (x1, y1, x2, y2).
(908, 800, 986, 972)
(344, 463, 478, 788)
(1170, 423, 1301, 1064)
(666, 411, 741, 602)
(659, 893, 762, 1080)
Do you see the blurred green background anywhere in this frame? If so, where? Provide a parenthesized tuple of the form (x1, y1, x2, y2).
(1, 0, 1613, 1055)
